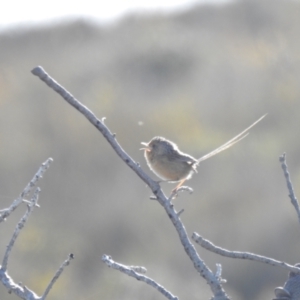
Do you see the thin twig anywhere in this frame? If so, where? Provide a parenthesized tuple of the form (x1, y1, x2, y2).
(32, 66, 230, 300)
(279, 153, 300, 224)
(2, 188, 40, 271)
(0, 157, 71, 300)
(0, 158, 53, 223)
(102, 255, 178, 300)
(192, 232, 300, 274)
(0, 188, 41, 300)
(215, 264, 226, 283)
(41, 254, 74, 300)
(177, 209, 185, 217)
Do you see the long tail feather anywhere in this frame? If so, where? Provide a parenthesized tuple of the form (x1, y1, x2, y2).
(198, 114, 266, 163)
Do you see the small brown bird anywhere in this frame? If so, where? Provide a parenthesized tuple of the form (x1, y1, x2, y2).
(141, 115, 266, 191)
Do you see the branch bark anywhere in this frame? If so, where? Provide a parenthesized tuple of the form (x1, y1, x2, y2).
(102, 255, 178, 300)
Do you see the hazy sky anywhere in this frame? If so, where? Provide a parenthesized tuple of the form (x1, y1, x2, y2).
(1, 0, 230, 29)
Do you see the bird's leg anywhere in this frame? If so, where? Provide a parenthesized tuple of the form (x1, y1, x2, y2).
(172, 179, 187, 193)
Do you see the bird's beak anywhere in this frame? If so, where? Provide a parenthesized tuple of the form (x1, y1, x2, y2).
(140, 142, 151, 152)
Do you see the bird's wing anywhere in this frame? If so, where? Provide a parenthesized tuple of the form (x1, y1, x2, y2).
(198, 114, 266, 163)
(176, 153, 198, 164)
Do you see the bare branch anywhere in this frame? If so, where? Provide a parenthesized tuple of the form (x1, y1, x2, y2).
(192, 232, 300, 274)
(41, 254, 74, 300)
(102, 255, 178, 300)
(31, 67, 151, 188)
(128, 265, 147, 274)
(0, 157, 73, 299)
(0, 188, 41, 300)
(215, 264, 226, 283)
(2, 188, 40, 271)
(279, 153, 300, 224)
(0, 158, 53, 223)
(0, 270, 40, 300)
(32, 66, 230, 300)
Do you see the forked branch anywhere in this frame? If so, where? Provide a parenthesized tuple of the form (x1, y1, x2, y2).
(0, 159, 73, 299)
(32, 66, 230, 300)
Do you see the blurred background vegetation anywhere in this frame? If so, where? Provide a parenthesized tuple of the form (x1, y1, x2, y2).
(1, 0, 300, 299)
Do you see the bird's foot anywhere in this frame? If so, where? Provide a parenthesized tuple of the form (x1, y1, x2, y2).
(170, 186, 193, 200)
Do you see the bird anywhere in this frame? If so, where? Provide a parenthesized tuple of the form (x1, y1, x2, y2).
(140, 114, 266, 192)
